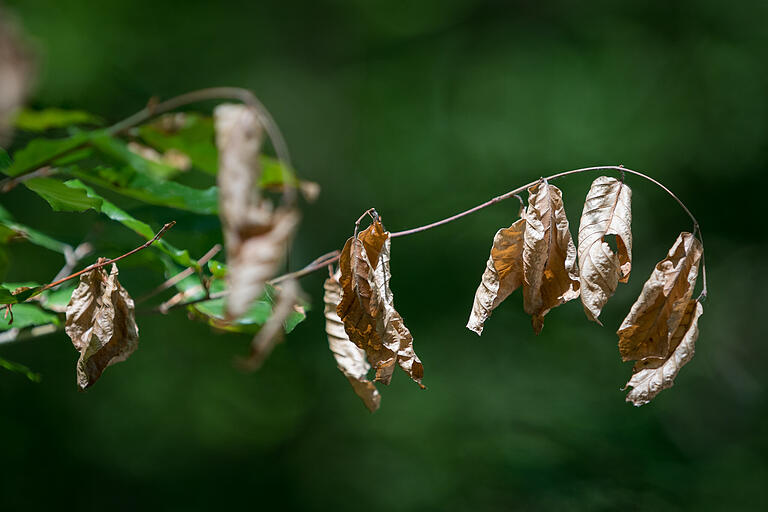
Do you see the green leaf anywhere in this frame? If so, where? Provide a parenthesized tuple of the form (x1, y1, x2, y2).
(0, 303, 60, 331)
(0, 357, 41, 382)
(63, 180, 198, 269)
(24, 177, 103, 212)
(3, 132, 94, 177)
(0, 219, 70, 254)
(14, 108, 102, 132)
(0, 285, 43, 304)
(69, 166, 218, 214)
(161, 260, 307, 334)
(41, 284, 76, 311)
(138, 113, 218, 174)
(208, 260, 227, 279)
(91, 133, 179, 180)
(137, 113, 299, 187)
(0, 148, 11, 172)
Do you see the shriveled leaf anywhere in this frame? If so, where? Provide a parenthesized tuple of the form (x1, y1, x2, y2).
(467, 211, 526, 335)
(577, 176, 633, 324)
(64, 264, 139, 389)
(25, 176, 103, 212)
(337, 219, 424, 387)
(0, 14, 32, 142)
(215, 104, 299, 318)
(324, 270, 380, 412)
(238, 279, 301, 370)
(624, 299, 702, 406)
(523, 180, 580, 334)
(617, 232, 702, 362)
(14, 108, 101, 132)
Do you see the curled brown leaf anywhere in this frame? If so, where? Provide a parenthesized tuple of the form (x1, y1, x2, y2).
(577, 176, 632, 324)
(624, 299, 702, 406)
(617, 232, 702, 362)
(337, 219, 424, 387)
(522, 180, 580, 334)
(324, 270, 380, 412)
(65, 264, 139, 390)
(467, 211, 526, 335)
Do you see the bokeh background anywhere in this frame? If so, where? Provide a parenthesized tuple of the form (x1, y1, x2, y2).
(2, 0, 767, 510)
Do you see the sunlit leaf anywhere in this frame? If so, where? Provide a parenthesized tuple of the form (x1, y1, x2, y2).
(63, 179, 197, 268)
(2, 132, 93, 176)
(0, 303, 59, 330)
(65, 263, 138, 389)
(24, 176, 103, 212)
(68, 166, 218, 214)
(14, 108, 101, 132)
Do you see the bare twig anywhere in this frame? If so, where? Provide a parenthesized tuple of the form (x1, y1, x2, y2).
(0, 166, 57, 192)
(36, 221, 175, 295)
(137, 243, 221, 304)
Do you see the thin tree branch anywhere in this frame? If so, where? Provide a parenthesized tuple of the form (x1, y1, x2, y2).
(36, 221, 175, 294)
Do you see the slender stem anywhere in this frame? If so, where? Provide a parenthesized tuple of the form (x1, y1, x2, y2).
(153, 164, 709, 312)
(36, 221, 175, 294)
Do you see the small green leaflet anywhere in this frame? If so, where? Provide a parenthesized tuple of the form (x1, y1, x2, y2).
(2, 132, 94, 177)
(25, 177, 103, 212)
(0, 357, 41, 382)
(0, 285, 42, 304)
(14, 108, 102, 132)
(63, 179, 198, 269)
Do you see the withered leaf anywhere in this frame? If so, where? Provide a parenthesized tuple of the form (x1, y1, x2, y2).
(65, 264, 139, 390)
(624, 299, 702, 406)
(337, 219, 424, 387)
(0, 12, 32, 142)
(324, 270, 380, 412)
(238, 279, 300, 371)
(617, 232, 702, 362)
(467, 211, 526, 335)
(577, 176, 633, 324)
(214, 104, 299, 318)
(523, 180, 580, 334)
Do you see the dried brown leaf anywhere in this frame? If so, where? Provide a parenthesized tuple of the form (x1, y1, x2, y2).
(64, 264, 139, 390)
(624, 299, 702, 406)
(337, 219, 424, 387)
(238, 279, 300, 371)
(617, 232, 702, 362)
(577, 176, 633, 324)
(467, 212, 526, 335)
(522, 180, 580, 334)
(324, 270, 380, 412)
(214, 104, 298, 318)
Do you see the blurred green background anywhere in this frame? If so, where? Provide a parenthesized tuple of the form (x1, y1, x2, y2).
(1, 0, 767, 510)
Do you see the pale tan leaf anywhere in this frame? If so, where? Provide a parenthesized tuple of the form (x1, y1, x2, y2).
(467, 213, 526, 335)
(522, 180, 580, 334)
(625, 299, 702, 406)
(214, 104, 299, 318)
(238, 279, 300, 371)
(337, 219, 424, 387)
(324, 270, 380, 412)
(617, 232, 702, 362)
(64, 264, 139, 390)
(0, 13, 33, 142)
(225, 208, 299, 319)
(577, 176, 633, 324)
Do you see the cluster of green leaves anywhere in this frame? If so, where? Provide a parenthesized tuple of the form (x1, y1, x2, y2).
(0, 108, 306, 380)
